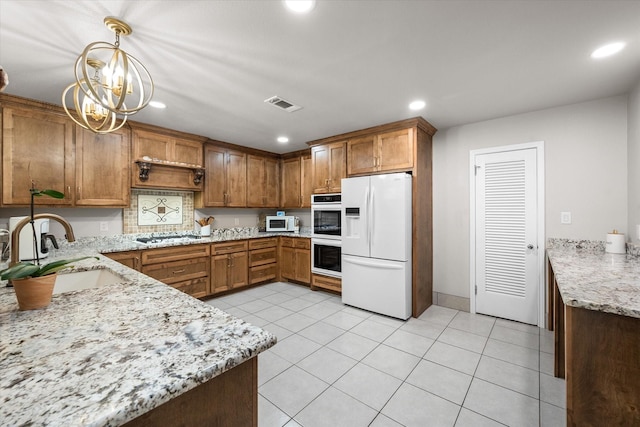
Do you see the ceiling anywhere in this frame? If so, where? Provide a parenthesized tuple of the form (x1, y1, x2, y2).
(1, 1, 639, 153)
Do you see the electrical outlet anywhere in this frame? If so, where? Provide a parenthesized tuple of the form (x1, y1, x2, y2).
(560, 212, 571, 225)
(234, 218, 240, 226)
(99, 221, 109, 232)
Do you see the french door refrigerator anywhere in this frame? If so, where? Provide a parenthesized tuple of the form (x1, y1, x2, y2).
(341, 173, 412, 319)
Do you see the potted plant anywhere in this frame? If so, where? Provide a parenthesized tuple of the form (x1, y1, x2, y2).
(0, 183, 96, 310)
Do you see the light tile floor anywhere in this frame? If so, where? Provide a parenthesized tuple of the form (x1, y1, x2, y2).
(206, 282, 565, 427)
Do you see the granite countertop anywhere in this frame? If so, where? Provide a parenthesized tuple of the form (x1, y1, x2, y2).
(547, 239, 640, 319)
(0, 228, 300, 426)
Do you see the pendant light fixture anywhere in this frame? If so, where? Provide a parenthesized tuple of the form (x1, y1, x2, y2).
(62, 17, 154, 133)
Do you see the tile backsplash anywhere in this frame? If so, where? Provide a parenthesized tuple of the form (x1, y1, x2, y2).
(124, 189, 194, 234)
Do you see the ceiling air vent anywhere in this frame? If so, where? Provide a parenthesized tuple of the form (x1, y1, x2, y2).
(264, 95, 303, 112)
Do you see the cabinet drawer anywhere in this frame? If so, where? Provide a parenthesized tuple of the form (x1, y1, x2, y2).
(294, 238, 310, 249)
(142, 257, 209, 285)
(311, 273, 341, 293)
(170, 277, 209, 299)
(250, 264, 277, 284)
(212, 240, 248, 255)
(142, 244, 210, 265)
(249, 238, 278, 250)
(280, 237, 295, 248)
(249, 247, 277, 267)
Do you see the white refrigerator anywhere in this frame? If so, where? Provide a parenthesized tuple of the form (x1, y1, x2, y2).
(341, 173, 412, 319)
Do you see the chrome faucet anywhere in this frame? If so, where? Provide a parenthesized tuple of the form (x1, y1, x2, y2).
(10, 213, 76, 266)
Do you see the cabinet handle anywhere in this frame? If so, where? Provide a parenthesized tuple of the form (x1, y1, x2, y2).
(172, 269, 186, 274)
(227, 254, 231, 268)
(67, 185, 71, 194)
(77, 186, 81, 198)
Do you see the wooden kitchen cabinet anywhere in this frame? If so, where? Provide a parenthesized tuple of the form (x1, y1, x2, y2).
(211, 240, 248, 294)
(2, 106, 75, 206)
(248, 238, 278, 285)
(347, 128, 414, 176)
(280, 237, 310, 284)
(203, 144, 247, 207)
(311, 141, 346, 194)
(247, 154, 279, 207)
(105, 250, 142, 271)
(75, 126, 130, 206)
(311, 273, 341, 293)
(132, 129, 203, 165)
(280, 151, 312, 208)
(141, 244, 210, 298)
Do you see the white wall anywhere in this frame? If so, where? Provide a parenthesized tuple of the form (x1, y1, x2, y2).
(627, 78, 640, 242)
(433, 95, 628, 300)
(0, 208, 123, 238)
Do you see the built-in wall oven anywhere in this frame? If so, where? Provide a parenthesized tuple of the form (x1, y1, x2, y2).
(311, 193, 342, 277)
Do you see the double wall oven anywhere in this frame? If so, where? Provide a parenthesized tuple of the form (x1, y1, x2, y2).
(311, 193, 341, 278)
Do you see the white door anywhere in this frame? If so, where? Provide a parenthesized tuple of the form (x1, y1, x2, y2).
(474, 147, 539, 325)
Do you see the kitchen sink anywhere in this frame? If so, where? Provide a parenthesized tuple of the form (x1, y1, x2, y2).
(135, 234, 201, 245)
(53, 269, 126, 295)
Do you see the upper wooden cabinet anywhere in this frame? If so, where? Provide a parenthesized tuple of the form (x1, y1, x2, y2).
(280, 151, 312, 208)
(203, 144, 247, 207)
(247, 154, 279, 208)
(75, 127, 130, 206)
(1, 102, 129, 207)
(311, 141, 346, 194)
(2, 106, 75, 206)
(131, 128, 205, 191)
(347, 128, 414, 176)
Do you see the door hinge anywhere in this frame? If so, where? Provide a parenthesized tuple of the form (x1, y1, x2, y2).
(475, 284, 477, 295)
(474, 165, 481, 176)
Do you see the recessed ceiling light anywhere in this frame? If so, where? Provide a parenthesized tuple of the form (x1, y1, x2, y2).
(284, 0, 316, 13)
(277, 136, 289, 143)
(149, 101, 166, 109)
(409, 100, 426, 111)
(591, 42, 625, 59)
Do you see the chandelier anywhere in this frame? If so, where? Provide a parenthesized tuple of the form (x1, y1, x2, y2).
(62, 17, 154, 133)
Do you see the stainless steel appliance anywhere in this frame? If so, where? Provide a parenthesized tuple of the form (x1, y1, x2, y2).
(266, 215, 296, 232)
(9, 216, 51, 261)
(311, 237, 342, 278)
(311, 193, 341, 239)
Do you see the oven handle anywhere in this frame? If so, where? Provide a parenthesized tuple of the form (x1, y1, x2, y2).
(311, 238, 342, 247)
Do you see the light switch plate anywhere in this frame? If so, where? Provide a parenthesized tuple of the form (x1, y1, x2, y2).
(561, 212, 572, 225)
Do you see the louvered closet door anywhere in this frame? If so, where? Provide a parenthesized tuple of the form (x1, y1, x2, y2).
(475, 148, 538, 324)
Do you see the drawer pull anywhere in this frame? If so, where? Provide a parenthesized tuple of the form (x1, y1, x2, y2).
(172, 269, 186, 274)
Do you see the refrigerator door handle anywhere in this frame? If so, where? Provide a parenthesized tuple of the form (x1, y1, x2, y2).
(364, 185, 370, 249)
(369, 185, 374, 249)
(343, 256, 404, 270)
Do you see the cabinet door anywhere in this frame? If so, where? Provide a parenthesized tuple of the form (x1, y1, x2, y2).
(75, 127, 130, 206)
(227, 150, 247, 207)
(211, 254, 231, 294)
(311, 145, 330, 194)
(264, 157, 279, 207)
(246, 155, 264, 207)
(2, 107, 74, 205)
(280, 246, 295, 281)
(280, 157, 301, 208)
(295, 248, 311, 284)
(328, 142, 346, 193)
(301, 153, 312, 208)
(133, 130, 172, 161)
(347, 135, 376, 176)
(203, 145, 226, 207)
(378, 128, 414, 172)
(174, 137, 203, 166)
(229, 251, 248, 289)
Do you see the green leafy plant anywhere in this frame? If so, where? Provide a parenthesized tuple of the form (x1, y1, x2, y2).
(0, 256, 99, 280)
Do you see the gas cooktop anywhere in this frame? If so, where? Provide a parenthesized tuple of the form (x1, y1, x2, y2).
(135, 234, 201, 245)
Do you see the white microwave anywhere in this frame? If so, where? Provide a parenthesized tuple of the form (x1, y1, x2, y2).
(266, 216, 296, 232)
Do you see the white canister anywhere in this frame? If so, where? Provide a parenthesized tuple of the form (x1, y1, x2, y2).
(605, 231, 626, 254)
(200, 224, 211, 237)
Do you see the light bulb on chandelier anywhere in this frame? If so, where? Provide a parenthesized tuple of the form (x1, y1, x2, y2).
(62, 17, 154, 133)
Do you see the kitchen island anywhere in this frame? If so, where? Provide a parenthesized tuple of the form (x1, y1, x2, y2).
(547, 240, 640, 426)
(0, 233, 279, 426)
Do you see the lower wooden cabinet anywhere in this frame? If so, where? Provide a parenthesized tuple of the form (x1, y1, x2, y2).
(140, 244, 210, 298)
(249, 238, 278, 284)
(311, 273, 341, 293)
(280, 237, 311, 284)
(105, 250, 141, 271)
(211, 241, 248, 294)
